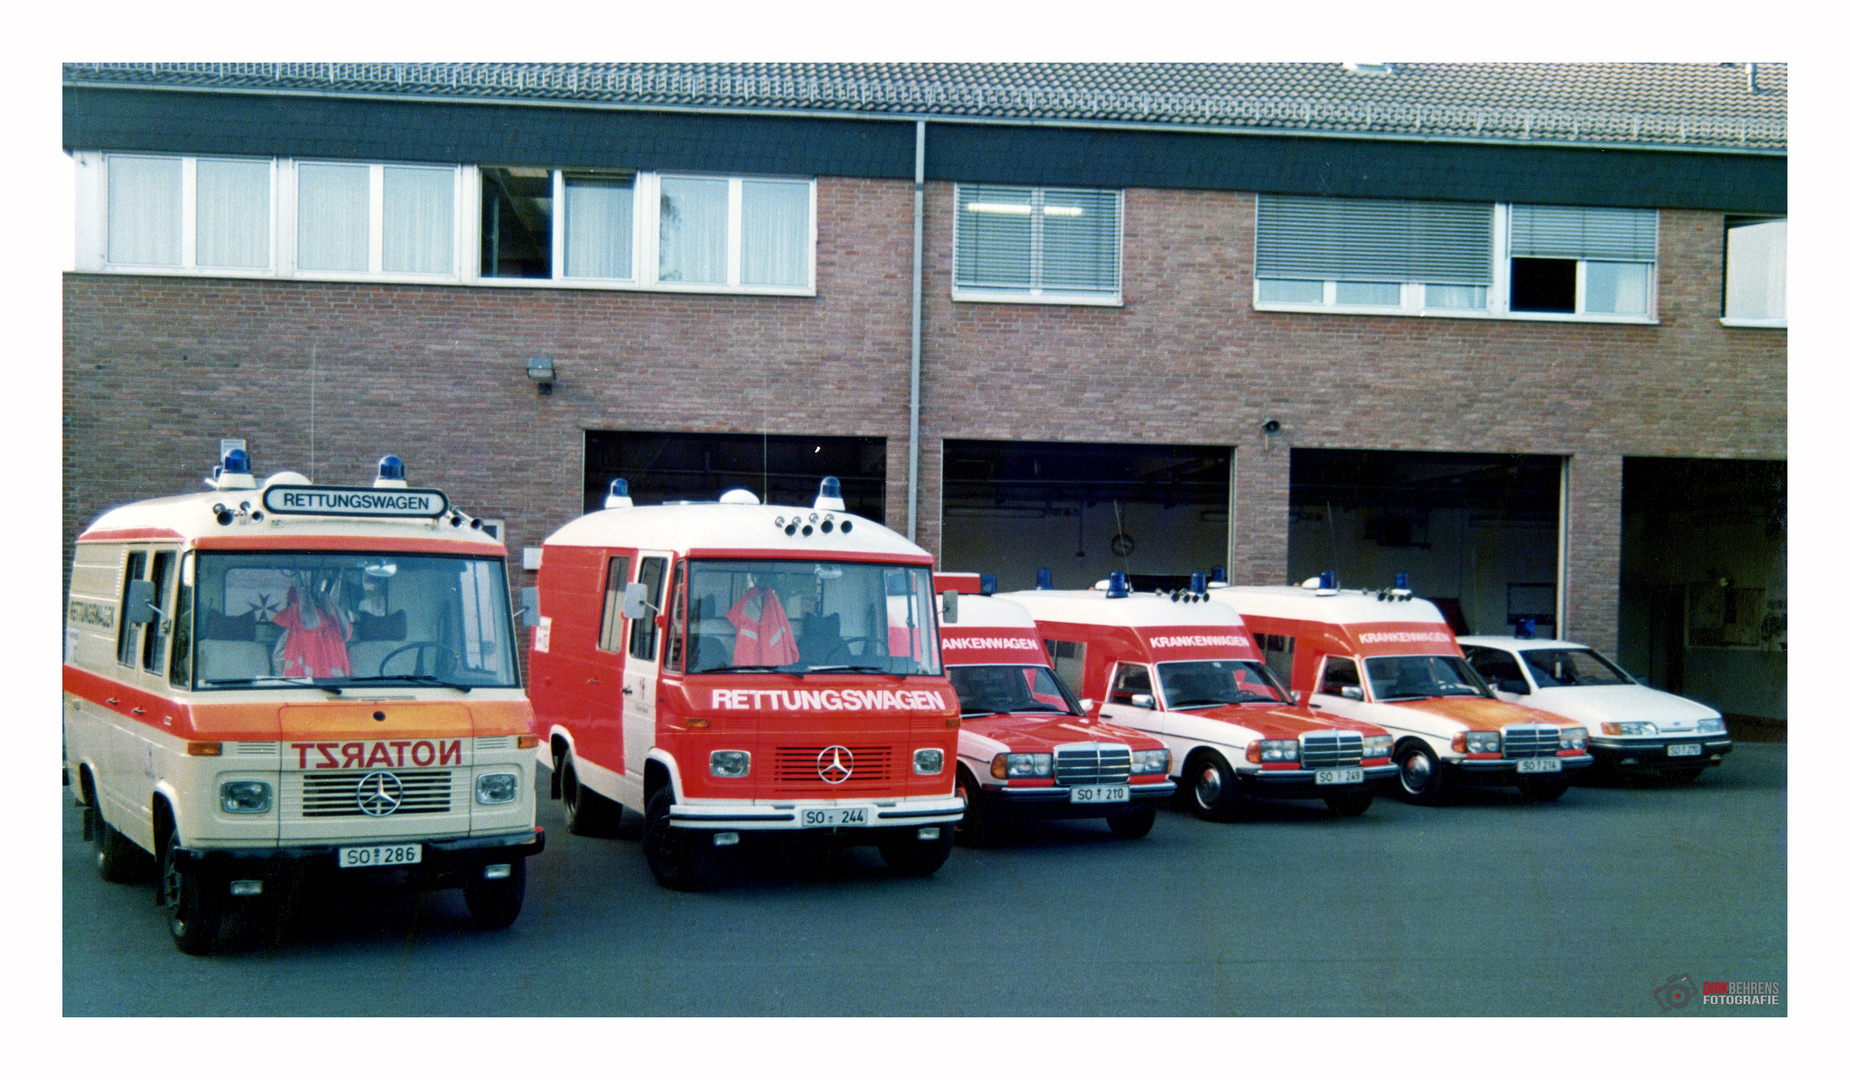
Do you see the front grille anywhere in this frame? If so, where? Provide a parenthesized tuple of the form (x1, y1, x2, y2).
(1501, 724, 1561, 759)
(1054, 743, 1132, 785)
(1301, 731, 1364, 768)
(234, 742, 278, 756)
(300, 769, 454, 817)
(772, 746, 894, 789)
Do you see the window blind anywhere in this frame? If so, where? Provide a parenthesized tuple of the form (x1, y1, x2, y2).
(1256, 195, 1492, 285)
(957, 184, 1120, 294)
(1509, 205, 1656, 261)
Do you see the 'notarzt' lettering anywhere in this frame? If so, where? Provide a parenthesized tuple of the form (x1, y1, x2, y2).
(291, 740, 462, 768)
(709, 688, 949, 712)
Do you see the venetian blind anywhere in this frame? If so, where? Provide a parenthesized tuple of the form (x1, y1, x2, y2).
(1256, 195, 1493, 285)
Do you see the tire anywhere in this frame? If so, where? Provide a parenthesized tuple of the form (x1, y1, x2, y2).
(462, 859, 526, 931)
(1394, 742, 1448, 806)
(560, 749, 621, 837)
(1105, 803, 1157, 838)
(953, 770, 993, 848)
(642, 787, 715, 892)
(1518, 777, 1571, 802)
(160, 826, 220, 956)
(878, 826, 956, 877)
(1323, 790, 1374, 816)
(1185, 750, 1246, 822)
(91, 806, 146, 883)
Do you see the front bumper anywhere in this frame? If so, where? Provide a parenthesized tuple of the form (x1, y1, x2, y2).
(1235, 763, 1398, 800)
(1588, 737, 1733, 771)
(170, 826, 545, 892)
(1446, 754, 1595, 785)
(982, 779, 1178, 820)
(668, 794, 966, 831)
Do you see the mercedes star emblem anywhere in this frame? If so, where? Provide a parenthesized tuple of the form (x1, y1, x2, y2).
(816, 745, 855, 785)
(356, 771, 404, 816)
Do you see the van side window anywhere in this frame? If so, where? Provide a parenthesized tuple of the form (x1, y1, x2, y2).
(596, 556, 632, 653)
(1047, 638, 1085, 691)
(1255, 632, 1295, 689)
(665, 567, 686, 672)
(1319, 656, 1362, 697)
(630, 556, 666, 661)
(143, 551, 176, 673)
(117, 550, 147, 667)
(1109, 663, 1153, 706)
(169, 555, 193, 687)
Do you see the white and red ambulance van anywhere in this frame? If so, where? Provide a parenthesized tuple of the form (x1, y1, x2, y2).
(528, 478, 962, 889)
(1005, 574, 1396, 820)
(935, 573, 1174, 844)
(1212, 577, 1594, 804)
(64, 450, 543, 954)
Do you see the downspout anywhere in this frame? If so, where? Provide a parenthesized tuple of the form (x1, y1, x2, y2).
(907, 119, 925, 543)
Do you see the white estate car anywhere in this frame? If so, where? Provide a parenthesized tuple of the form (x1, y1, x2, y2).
(1458, 636, 1732, 783)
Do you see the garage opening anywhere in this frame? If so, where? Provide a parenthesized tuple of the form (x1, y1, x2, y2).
(940, 439, 1232, 592)
(1288, 449, 1562, 636)
(1619, 457, 1785, 730)
(583, 431, 887, 520)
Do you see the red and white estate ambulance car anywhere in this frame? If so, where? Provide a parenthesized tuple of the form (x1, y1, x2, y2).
(1006, 574, 1396, 820)
(1213, 577, 1593, 804)
(935, 573, 1174, 843)
(64, 451, 543, 954)
(528, 478, 962, 889)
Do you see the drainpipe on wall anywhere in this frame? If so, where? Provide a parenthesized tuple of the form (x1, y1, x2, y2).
(907, 120, 925, 543)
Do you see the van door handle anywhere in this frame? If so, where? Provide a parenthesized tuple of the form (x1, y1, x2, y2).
(106, 698, 120, 706)
(622, 687, 634, 695)
(131, 707, 145, 716)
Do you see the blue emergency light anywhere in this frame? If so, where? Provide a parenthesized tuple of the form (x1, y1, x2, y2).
(1190, 572, 1206, 594)
(1319, 570, 1336, 590)
(1106, 571, 1130, 598)
(979, 574, 997, 596)
(1036, 568, 1053, 590)
(815, 476, 846, 511)
(606, 478, 634, 509)
(377, 455, 406, 482)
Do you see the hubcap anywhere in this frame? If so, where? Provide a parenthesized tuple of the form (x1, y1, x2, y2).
(1195, 764, 1223, 807)
(1400, 752, 1432, 791)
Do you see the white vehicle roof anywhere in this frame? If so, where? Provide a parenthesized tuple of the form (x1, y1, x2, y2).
(1458, 635, 1595, 652)
(1210, 583, 1449, 627)
(544, 495, 929, 561)
(940, 592, 1039, 632)
(1001, 587, 1248, 629)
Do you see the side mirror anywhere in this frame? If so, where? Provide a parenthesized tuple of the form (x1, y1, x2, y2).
(1293, 689, 1306, 706)
(622, 582, 653, 621)
(1078, 697, 1095, 713)
(1131, 692, 1156, 709)
(1340, 685, 1364, 701)
(519, 587, 541, 628)
(941, 590, 959, 624)
(125, 579, 157, 626)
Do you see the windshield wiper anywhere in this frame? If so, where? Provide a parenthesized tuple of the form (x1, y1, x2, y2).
(806, 664, 892, 674)
(340, 674, 472, 693)
(698, 664, 786, 674)
(202, 676, 341, 695)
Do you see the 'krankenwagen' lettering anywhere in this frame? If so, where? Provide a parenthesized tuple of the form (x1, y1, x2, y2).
(709, 689, 949, 712)
(1150, 634, 1249, 649)
(942, 637, 1039, 651)
(1357, 631, 1453, 644)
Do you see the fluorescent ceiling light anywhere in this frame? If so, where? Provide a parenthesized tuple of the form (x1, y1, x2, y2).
(966, 202, 1031, 215)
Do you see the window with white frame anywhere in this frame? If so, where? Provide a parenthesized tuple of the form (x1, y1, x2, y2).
(480, 166, 637, 281)
(1254, 194, 1658, 320)
(658, 174, 813, 289)
(1723, 216, 1786, 326)
(104, 154, 273, 270)
(954, 184, 1122, 303)
(297, 160, 458, 276)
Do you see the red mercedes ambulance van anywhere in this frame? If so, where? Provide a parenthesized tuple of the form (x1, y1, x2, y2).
(64, 450, 543, 953)
(528, 478, 962, 889)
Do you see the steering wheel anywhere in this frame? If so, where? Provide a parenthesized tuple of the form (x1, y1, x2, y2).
(817, 637, 887, 665)
(378, 641, 449, 677)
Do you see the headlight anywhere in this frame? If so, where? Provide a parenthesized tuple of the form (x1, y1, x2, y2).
(475, 772, 520, 805)
(1247, 739, 1298, 764)
(1600, 721, 1659, 737)
(992, 752, 1052, 779)
(913, 748, 945, 775)
(1363, 735, 1393, 761)
(1559, 727, 1588, 751)
(1452, 731, 1500, 754)
(709, 750, 751, 778)
(1696, 717, 1727, 735)
(1130, 748, 1170, 775)
(219, 780, 272, 814)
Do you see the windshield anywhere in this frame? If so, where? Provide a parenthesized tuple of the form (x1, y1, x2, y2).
(1521, 647, 1633, 688)
(1157, 658, 1293, 708)
(1364, 654, 1491, 702)
(189, 551, 519, 691)
(947, 664, 1080, 718)
(680, 559, 941, 675)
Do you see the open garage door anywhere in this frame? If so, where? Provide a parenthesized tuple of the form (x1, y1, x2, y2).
(1288, 449, 1562, 636)
(940, 439, 1232, 592)
(584, 431, 887, 519)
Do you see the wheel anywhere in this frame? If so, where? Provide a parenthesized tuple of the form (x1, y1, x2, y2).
(378, 641, 449, 677)
(953, 770, 993, 848)
(1185, 750, 1246, 822)
(642, 787, 715, 891)
(560, 749, 621, 836)
(160, 826, 221, 955)
(1323, 790, 1374, 816)
(1105, 803, 1157, 838)
(90, 804, 147, 883)
(878, 826, 955, 877)
(1394, 741, 1448, 806)
(1661, 767, 1705, 786)
(462, 859, 526, 930)
(1518, 777, 1571, 802)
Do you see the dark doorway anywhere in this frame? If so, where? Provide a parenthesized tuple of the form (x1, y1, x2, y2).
(584, 431, 887, 520)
